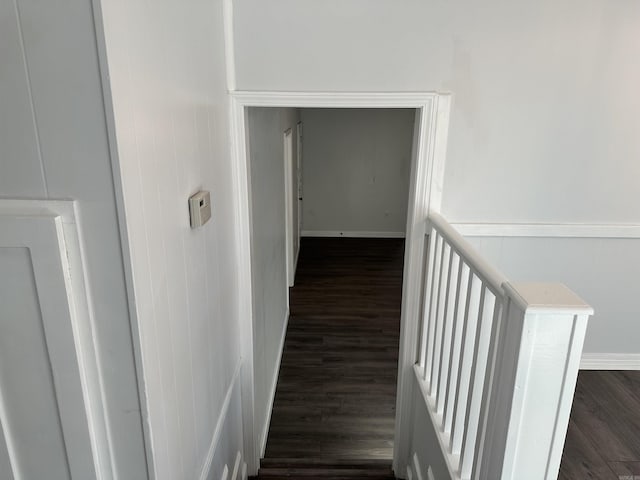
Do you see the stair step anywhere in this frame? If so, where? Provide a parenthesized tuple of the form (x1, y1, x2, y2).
(258, 468, 393, 476)
(252, 477, 396, 480)
(251, 459, 396, 479)
(260, 458, 392, 469)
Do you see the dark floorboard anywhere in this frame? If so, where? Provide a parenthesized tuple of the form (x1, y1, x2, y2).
(262, 238, 640, 479)
(559, 370, 640, 479)
(264, 237, 404, 460)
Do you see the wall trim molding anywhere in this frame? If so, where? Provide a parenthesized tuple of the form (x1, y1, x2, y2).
(231, 451, 242, 480)
(411, 453, 424, 480)
(0, 199, 113, 478)
(406, 467, 414, 480)
(301, 230, 405, 238)
(91, 0, 155, 472)
(199, 361, 243, 480)
(259, 309, 290, 456)
(580, 353, 640, 370)
(450, 222, 640, 239)
(231, 91, 447, 109)
(229, 91, 451, 474)
(222, 0, 236, 91)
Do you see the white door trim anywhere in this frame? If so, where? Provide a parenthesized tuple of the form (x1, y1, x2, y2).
(229, 92, 451, 475)
(295, 121, 303, 271)
(283, 128, 295, 288)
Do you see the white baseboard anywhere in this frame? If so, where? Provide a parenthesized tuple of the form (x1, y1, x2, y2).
(406, 466, 413, 480)
(199, 362, 243, 480)
(411, 453, 424, 480)
(231, 452, 241, 480)
(580, 353, 640, 370)
(259, 309, 290, 456)
(301, 230, 405, 238)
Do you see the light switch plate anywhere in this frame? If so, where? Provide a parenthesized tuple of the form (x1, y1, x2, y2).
(189, 190, 211, 228)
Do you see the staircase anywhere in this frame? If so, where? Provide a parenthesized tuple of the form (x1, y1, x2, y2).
(250, 459, 397, 480)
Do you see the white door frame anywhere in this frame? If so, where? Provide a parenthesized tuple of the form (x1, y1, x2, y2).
(229, 92, 451, 475)
(283, 128, 295, 288)
(295, 121, 303, 270)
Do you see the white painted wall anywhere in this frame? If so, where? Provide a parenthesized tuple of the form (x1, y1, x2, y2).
(0, 1, 147, 477)
(234, 0, 640, 355)
(300, 109, 414, 236)
(98, 0, 245, 478)
(466, 235, 640, 356)
(234, 0, 640, 223)
(246, 107, 301, 452)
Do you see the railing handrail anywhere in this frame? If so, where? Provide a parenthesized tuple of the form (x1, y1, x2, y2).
(428, 212, 508, 296)
(415, 212, 592, 480)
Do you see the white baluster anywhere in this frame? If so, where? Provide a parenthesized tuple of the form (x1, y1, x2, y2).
(424, 234, 444, 384)
(471, 297, 504, 478)
(450, 274, 482, 456)
(418, 229, 438, 374)
(443, 263, 470, 436)
(430, 244, 452, 398)
(437, 252, 461, 416)
(459, 288, 496, 479)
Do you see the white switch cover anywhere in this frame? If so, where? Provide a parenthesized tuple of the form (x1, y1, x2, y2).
(189, 190, 211, 228)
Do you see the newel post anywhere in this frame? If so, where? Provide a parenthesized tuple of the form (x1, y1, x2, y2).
(477, 283, 593, 480)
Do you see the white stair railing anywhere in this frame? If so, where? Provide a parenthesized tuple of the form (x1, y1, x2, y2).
(414, 212, 592, 480)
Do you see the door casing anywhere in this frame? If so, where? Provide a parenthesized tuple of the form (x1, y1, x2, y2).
(229, 92, 451, 475)
(295, 121, 303, 271)
(283, 128, 295, 288)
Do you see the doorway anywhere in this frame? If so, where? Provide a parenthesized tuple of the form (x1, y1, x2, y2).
(266, 107, 416, 460)
(231, 92, 450, 475)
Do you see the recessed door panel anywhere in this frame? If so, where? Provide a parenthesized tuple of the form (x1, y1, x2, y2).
(0, 419, 14, 480)
(0, 213, 96, 480)
(0, 247, 71, 479)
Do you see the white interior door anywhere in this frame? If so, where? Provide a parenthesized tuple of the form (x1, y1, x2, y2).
(284, 128, 295, 287)
(0, 214, 96, 480)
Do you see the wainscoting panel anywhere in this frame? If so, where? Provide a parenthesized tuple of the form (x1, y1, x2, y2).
(0, 200, 103, 479)
(455, 221, 640, 370)
(201, 363, 247, 480)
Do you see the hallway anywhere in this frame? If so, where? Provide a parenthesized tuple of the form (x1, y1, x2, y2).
(264, 237, 404, 460)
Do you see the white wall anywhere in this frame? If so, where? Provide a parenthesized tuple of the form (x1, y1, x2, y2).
(98, 0, 244, 478)
(233, 0, 640, 355)
(246, 107, 301, 452)
(300, 109, 414, 236)
(234, 0, 640, 223)
(0, 0, 147, 477)
(466, 235, 640, 356)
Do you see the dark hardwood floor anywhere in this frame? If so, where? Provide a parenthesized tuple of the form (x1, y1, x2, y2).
(264, 237, 404, 461)
(253, 459, 396, 480)
(560, 370, 640, 479)
(260, 237, 640, 479)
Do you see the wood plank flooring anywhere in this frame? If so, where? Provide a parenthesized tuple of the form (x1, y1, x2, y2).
(262, 237, 640, 479)
(264, 238, 404, 460)
(253, 459, 397, 480)
(559, 370, 640, 479)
